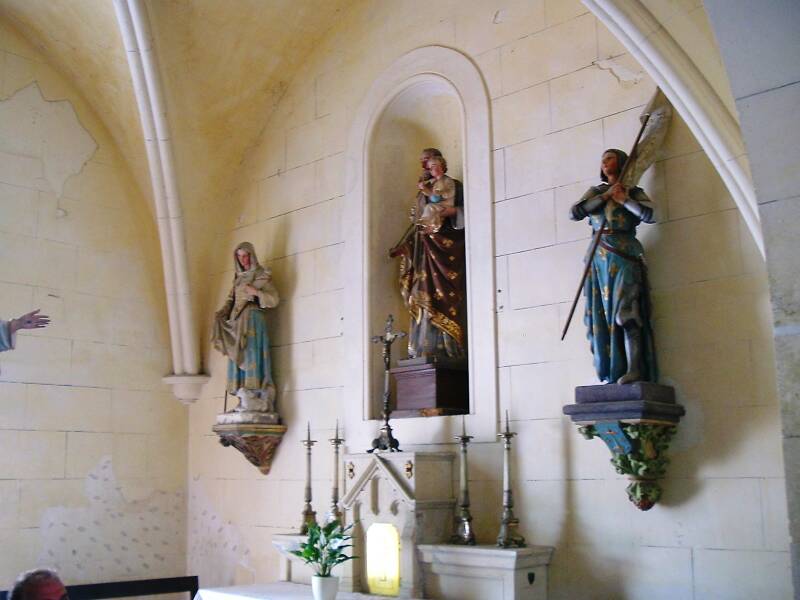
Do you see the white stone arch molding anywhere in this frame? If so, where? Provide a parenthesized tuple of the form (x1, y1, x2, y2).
(584, 0, 765, 257)
(343, 46, 498, 443)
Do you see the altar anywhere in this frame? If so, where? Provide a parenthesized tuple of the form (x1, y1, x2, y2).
(270, 450, 553, 599)
(195, 582, 421, 600)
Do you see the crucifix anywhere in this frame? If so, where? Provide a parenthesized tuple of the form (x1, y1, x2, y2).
(367, 315, 406, 453)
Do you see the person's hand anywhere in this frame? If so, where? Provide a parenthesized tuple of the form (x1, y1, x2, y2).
(244, 284, 258, 297)
(10, 309, 50, 334)
(610, 183, 628, 204)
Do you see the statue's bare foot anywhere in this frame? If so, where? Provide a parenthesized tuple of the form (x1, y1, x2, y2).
(617, 372, 641, 385)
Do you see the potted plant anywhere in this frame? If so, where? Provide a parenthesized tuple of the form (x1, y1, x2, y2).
(290, 520, 356, 600)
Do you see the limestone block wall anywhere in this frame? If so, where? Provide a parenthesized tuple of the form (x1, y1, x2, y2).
(0, 23, 187, 586)
(189, 0, 791, 597)
(703, 0, 800, 592)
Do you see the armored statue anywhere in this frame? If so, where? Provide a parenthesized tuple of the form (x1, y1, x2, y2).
(570, 149, 657, 384)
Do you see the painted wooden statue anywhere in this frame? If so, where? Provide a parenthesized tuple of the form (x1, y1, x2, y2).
(211, 241, 280, 413)
(389, 148, 466, 360)
(570, 149, 657, 384)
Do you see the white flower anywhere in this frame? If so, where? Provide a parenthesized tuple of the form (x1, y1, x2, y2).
(328, 538, 346, 550)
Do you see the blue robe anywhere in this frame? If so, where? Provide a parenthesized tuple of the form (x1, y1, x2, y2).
(225, 305, 274, 394)
(0, 321, 15, 352)
(211, 242, 280, 399)
(574, 185, 658, 383)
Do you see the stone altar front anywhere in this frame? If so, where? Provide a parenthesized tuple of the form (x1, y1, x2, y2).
(273, 451, 454, 598)
(339, 452, 455, 598)
(418, 544, 553, 600)
(272, 450, 554, 599)
(196, 582, 420, 600)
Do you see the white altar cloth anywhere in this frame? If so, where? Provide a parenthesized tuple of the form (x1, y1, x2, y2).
(196, 582, 420, 600)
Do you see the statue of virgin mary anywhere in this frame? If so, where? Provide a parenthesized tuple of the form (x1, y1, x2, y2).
(211, 241, 280, 418)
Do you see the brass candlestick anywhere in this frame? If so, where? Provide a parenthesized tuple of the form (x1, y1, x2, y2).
(300, 421, 318, 534)
(326, 419, 344, 524)
(497, 410, 526, 548)
(451, 415, 476, 545)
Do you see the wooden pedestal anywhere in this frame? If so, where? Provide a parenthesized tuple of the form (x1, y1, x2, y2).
(390, 358, 469, 418)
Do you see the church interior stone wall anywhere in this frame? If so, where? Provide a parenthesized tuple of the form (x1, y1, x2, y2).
(0, 21, 187, 586)
(0, 0, 794, 598)
(187, 1, 790, 598)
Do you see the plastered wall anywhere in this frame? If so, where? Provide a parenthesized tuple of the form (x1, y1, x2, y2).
(0, 22, 187, 586)
(188, 0, 791, 598)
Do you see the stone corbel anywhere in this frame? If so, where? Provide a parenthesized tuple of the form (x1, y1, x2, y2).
(212, 422, 288, 475)
(579, 421, 677, 510)
(162, 374, 210, 405)
(563, 382, 685, 510)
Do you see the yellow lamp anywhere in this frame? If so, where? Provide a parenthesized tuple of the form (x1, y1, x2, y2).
(366, 522, 400, 596)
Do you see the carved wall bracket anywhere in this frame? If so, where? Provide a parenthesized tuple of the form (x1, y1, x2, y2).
(213, 423, 288, 475)
(579, 422, 677, 510)
(563, 382, 684, 511)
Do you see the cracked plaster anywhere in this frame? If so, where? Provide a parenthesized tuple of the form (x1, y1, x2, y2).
(593, 58, 644, 88)
(0, 82, 96, 197)
(39, 457, 185, 581)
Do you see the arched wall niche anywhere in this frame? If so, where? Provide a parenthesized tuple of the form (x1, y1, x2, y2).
(344, 46, 498, 444)
(367, 75, 464, 405)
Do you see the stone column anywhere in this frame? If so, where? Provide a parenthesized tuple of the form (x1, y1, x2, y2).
(704, 1, 800, 593)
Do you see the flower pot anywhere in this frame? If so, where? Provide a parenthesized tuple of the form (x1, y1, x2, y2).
(311, 575, 339, 600)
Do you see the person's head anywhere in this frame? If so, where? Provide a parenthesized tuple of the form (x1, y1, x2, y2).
(420, 147, 442, 170)
(600, 148, 628, 182)
(236, 248, 251, 270)
(428, 155, 447, 178)
(233, 241, 258, 272)
(10, 569, 67, 600)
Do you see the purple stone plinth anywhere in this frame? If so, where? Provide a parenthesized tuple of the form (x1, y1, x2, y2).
(563, 382, 684, 424)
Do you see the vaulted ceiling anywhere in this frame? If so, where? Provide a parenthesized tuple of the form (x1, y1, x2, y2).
(0, 0, 352, 227)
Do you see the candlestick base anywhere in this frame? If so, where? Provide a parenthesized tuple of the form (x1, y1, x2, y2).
(367, 421, 401, 453)
(496, 508, 526, 548)
(324, 507, 344, 525)
(451, 507, 476, 545)
(299, 506, 317, 535)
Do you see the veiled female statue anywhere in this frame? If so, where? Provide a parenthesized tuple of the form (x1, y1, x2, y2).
(212, 241, 280, 414)
(389, 148, 466, 360)
(570, 149, 657, 384)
